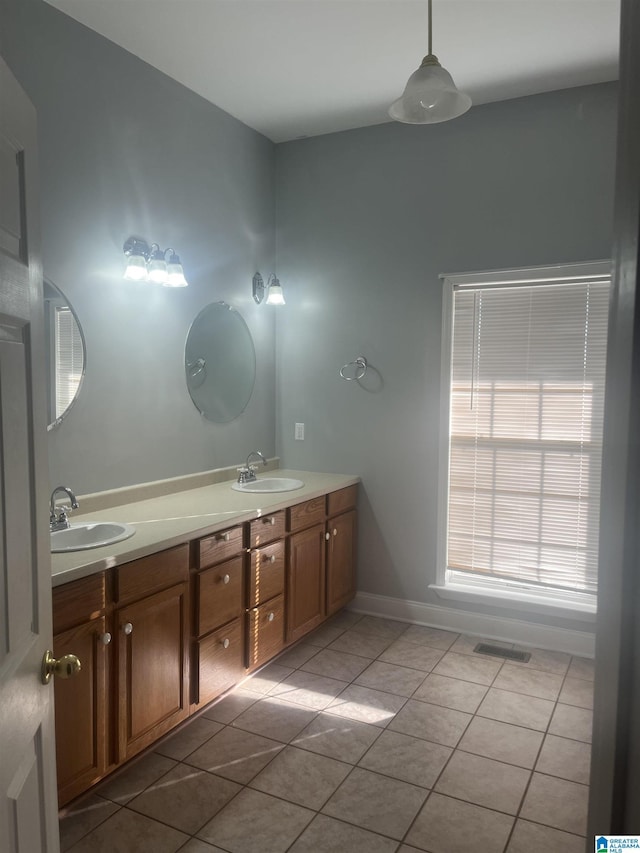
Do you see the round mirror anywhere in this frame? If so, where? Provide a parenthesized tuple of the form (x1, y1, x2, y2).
(185, 301, 256, 423)
(43, 280, 86, 431)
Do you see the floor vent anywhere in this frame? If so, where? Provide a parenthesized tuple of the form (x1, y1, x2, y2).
(474, 643, 531, 663)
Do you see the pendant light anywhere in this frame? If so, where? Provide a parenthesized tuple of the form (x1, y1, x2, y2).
(388, 0, 471, 125)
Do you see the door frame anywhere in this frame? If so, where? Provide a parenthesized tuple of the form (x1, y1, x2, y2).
(588, 0, 640, 836)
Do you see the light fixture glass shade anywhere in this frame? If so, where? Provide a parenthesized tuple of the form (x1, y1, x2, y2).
(124, 254, 148, 281)
(147, 260, 168, 284)
(388, 56, 471, 124)
(165, 260, 188, 287)
(265, 277, 285, 305)
(147, 246, 168, 284)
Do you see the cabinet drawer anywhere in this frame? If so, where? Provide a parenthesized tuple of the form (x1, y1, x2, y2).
(246, 594, 285, 669)
(197, 555, 244, 637)
(248, 512, 285, 548)
(115, 544, 189, 605)
(53, 572, 106, 634)
(197, 618, 244, 706)
(327, 485, 358, 517)
(198, 526, 244, 568)
(287, 496, 326, 532)
(248, 541, 285, 608)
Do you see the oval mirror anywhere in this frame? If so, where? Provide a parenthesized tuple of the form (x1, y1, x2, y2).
(43, 280, 86, 430)
(184, 301, 256, 423)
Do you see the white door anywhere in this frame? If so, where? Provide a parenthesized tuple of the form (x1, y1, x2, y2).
(0, 57, 60, 852)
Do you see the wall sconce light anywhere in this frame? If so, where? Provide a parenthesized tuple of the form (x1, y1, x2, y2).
(252, 272, 286, 305)
(123, 237, 188, 287)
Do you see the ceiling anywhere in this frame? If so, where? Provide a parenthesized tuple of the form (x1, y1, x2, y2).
(46, 0, 620, 143)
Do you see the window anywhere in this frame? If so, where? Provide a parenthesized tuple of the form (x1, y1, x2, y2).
(436, 262, 611, 616)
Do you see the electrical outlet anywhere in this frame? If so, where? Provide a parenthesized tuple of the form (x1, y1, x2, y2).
(295, 422, 305, 440)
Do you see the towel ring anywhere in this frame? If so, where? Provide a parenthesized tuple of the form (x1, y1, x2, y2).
(340, 356, 367, 381)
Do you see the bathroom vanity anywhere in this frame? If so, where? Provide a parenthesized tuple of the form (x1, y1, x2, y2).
(50, 470, 358, 806)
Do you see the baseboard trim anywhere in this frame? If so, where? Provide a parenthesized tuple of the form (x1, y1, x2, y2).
(350, 591, 595, 658)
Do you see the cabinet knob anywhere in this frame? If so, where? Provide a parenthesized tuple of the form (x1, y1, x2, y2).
(123, 622, 133, 635)
(267, 517, 276, 526)
(333, 528, 338, 537)
(221, 638, 230, 649)
(100, 632, 112, 645)
(267, 612, 275, 622)
(41, 650, 82, 685)
(262, 554, 276, 564)
(325, 532, 331, 541)
(222, 574, 231, 584)
(216, 531, 231, 542)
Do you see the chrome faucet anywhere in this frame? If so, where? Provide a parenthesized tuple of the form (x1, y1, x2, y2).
(49, 486, 79, 532)
(236, 451, 267, 484)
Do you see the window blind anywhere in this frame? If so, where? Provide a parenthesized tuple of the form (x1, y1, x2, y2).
(446, 277, 610, 597)
(54, 306, 83, 419)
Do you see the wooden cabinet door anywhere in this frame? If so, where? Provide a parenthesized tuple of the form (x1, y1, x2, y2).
(287, 524, 326, 642)
(53, 616, 108, 807)
(116, 582, 189, 763)
(326, 510, 357, 616)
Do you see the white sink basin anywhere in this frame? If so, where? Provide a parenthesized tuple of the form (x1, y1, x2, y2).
(51, 522, 135, 552)
(231, 477, 304, 493)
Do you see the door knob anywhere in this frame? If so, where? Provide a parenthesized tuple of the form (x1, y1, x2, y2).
(41, 650, 82, 685)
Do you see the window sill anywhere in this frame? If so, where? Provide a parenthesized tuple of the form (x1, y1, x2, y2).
(429, 582, 597, 623)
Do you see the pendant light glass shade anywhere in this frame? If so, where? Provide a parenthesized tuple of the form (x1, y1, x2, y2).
(388, 55, 471, 124)
(389, 0, 471, 125)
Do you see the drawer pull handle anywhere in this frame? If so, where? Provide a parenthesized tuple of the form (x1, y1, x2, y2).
(216, 532, 231, 542)
(123, 622, 133, 636)
(267, 612, 275, 622)
(221, 638, 230, 649)
(262, 516, 276, 526)
(222, 574, 231, 584)
(325, 532, 331, 541)
(100, 632, 112, 645)
(262, 554, 276, 564)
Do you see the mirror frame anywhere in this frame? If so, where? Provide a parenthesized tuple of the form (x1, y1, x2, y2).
(184, 300, 256, 424)
(43, 279, 87, 431)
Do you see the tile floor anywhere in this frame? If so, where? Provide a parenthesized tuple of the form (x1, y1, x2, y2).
(59, 611, 594, 853)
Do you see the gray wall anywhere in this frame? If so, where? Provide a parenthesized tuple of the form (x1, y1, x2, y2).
(1, 0, 277, 495)
(275, 83, 618, 629)
(1, 0, 618, 629)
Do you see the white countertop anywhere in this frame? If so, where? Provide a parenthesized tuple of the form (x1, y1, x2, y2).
(51, 469, 359, 587)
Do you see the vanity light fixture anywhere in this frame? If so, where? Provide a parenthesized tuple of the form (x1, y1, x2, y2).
(252, 272, 286, 305)
(123, 237, 188, 287)
(388, 0, 471, 125)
